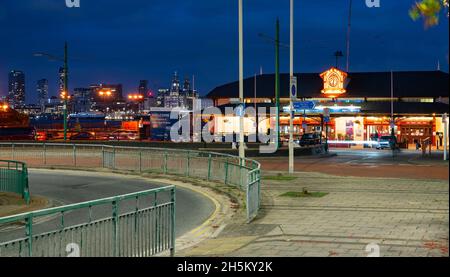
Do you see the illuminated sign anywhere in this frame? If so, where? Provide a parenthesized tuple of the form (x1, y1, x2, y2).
(320, 67, 348, 98)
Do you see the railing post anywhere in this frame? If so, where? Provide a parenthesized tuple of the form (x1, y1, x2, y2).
(73, 144, 77, 166)
(185, 151, 190, 177)
(163, 150, 168, 174)
(224, 159, 229, 185)
(170, 188, 176, 257)
(139, 149, 142, 173)
(23, 165, 30, 205)
(112, 200, 119, 257)
(113, 146, 116, 170)
(101, 146, 105, 168)
(25, 214, 33, 257)
(43, 143, 47, 165)
(12, 143, 15, 160)
(207, 154, 212, 181)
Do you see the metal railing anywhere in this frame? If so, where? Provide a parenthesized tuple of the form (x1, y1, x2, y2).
(0, 160, 30, 204)
(0, 186, 175, 257)
(0, 143, 261, 222)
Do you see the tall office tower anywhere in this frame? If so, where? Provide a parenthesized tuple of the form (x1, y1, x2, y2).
(37, 79, 49, 112)
(58, 67, 66, 96)
(8, 70, 26, 108)
(139, 80, 148, 96)
(73, 88, 93, 113)
(182, 77, 191, 93)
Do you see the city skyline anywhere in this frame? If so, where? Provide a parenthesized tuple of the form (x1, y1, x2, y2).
(0, 0, 449, 104)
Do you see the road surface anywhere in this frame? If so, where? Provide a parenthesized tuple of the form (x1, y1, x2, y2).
(0, 169, 215, 242)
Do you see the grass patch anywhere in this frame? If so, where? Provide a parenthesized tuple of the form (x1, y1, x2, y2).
(262, 175, 298, 181)
(280, 191, 328, 198)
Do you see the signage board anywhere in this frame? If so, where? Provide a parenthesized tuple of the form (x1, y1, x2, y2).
(290, 76, 298, 100)
(293, 101, 315, 110)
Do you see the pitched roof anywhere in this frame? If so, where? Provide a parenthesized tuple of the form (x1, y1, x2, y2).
(207, 71, 449, 99)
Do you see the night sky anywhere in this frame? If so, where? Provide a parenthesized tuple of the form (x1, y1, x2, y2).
(0, 0, 448, 104)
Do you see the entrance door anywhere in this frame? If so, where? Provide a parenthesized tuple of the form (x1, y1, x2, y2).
(401, 126, 432, 145)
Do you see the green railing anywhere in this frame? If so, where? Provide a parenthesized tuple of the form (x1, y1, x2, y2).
(0, 143, 261, 222)
(0, 160, 30, 204)
(0, 186, 175, 257)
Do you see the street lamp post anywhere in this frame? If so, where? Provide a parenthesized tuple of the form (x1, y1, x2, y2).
(238, 0, 245, 164)
(275, 19, 281, 150)
(34, 42, 70, 141)
(289, 0, 295, 174)
(63, 42, 69, 141)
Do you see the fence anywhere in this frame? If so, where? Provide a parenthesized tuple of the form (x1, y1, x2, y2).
(0, 160, 30, 204)
(0, 186, 175, 257)
(0, 143, 261, 222)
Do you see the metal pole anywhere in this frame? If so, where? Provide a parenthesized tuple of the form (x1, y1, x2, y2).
(238, 0, 245, 163)
(443, 118, 447, 159)
(275, 19, 281, 149)
(63, 42, 69, 142)
(391, 71, 394, 134)
(289, 0, 294, 174)
(346, 0, 353, 73)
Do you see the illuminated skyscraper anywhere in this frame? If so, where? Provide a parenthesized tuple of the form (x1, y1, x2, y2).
(37, 79, 49, 111)
(8, 70, 26, 108)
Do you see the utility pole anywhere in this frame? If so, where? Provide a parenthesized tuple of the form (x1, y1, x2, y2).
(63, 42, 69, 141)
(289, 0, 295, 174)
(275, 18, 281, 149)
(238, 0, 245, 163)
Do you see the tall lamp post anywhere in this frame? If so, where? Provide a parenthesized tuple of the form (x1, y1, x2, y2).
(289, 0, 295, 174)
(34, 42, 70, 141)
(238, 0, 245, 164)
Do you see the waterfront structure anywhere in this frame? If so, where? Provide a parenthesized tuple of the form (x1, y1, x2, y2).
(206, 68, 449, 148)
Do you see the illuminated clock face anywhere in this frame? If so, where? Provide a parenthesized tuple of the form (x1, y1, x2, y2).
(329, 74, 339, 87)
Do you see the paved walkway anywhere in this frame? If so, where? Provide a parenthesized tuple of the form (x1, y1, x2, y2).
(257, 150, 449, 180)
(179, 171, 449, 257)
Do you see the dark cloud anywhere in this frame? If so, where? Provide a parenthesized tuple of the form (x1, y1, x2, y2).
(0, 0, 448, 104)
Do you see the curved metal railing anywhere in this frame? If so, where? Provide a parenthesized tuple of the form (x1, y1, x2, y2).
(0, 159, 30, 205)
(0, 143, 261, 222)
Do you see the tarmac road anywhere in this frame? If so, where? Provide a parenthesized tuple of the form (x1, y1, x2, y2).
(0, 169, 215, 243)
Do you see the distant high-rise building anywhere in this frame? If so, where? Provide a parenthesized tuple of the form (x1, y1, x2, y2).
(59, 67, 66, 95)
(182, 78, 191, 93)
(156, 89, 169, 107)
(8, 70, 26, 108)
(73, 88, 93, 113)
(90, 84, 124, 112)
(37, 79, 48, 111)
(139, 80, 148, 96)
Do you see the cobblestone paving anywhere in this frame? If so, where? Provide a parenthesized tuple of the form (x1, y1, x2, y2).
(181, 172, 449, 257)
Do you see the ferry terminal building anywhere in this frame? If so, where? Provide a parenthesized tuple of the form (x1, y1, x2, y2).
(206, 68, 449, 149)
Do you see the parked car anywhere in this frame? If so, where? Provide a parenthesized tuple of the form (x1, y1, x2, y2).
(297, 133, 321, 147)
(376, 136, 398, 150)
(108, 130, 138, 141)
(70, 132, 95, 141)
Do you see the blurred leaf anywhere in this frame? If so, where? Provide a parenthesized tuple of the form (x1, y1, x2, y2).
(409, 0, 445, 27)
